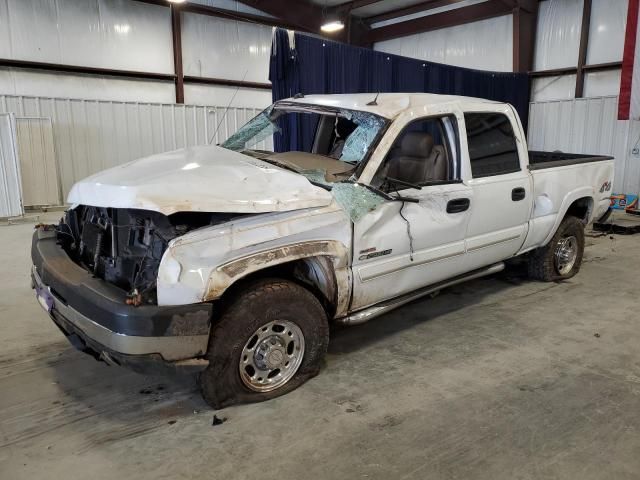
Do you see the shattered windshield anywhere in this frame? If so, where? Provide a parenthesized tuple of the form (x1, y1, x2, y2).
(221, 106, 278, 152)
(220, 102, 390, 222)
(221, 102, 387, 175)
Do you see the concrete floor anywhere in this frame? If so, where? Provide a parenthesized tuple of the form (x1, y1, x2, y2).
(1, 212, 639, 480)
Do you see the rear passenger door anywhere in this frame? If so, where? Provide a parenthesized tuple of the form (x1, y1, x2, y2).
(462, 108, 533, 269)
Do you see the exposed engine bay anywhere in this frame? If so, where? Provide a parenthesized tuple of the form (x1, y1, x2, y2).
(56, 206, 238, 305)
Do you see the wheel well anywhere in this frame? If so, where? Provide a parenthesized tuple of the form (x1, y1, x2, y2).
(565, 197, 593, 224)
(216, 257, 339, 319)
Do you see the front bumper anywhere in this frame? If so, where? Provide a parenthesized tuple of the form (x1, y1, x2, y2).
(31, 227, 213, 372)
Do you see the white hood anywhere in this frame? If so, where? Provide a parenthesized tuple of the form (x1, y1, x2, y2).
(67, 145, 333, 215)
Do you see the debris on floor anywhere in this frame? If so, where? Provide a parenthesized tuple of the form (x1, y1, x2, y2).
(212, 415, 227, 426)
(593, 210, 640, 234)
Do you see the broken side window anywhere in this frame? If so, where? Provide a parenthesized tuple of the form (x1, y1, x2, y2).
(338, 111, 387, 164)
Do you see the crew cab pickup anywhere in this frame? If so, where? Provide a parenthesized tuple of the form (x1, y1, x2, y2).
(31, 93, 614, 408)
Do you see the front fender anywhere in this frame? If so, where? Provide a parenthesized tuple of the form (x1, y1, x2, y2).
(205, 240, 351, 316)
(156, 204, 352, 307)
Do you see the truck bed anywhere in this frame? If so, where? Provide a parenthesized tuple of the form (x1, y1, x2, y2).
(528, 151, 613, 170)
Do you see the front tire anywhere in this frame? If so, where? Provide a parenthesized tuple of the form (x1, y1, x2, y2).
(199, 278, 329, 409)
(527, 215, 585, 281)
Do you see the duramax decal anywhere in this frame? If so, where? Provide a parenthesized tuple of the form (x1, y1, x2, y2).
(358, 249, 392, 261)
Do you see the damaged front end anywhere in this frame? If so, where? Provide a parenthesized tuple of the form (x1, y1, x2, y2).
(56, 206, 238, 306)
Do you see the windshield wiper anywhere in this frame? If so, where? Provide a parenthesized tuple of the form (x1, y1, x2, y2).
(385, 177, 422, 191)
(259, 157, 301, 174)
(339, 179, 420, 204)
(307, 180, 332, 191)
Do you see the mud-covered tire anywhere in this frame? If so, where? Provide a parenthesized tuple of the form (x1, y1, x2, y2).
(199, 278, 329, 409)
(527, 215, 585, 282)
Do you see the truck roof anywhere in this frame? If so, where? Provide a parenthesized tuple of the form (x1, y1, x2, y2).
(283, 93, 504, 119)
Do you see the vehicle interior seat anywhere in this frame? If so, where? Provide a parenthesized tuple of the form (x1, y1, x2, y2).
(386, 132, 447, 185)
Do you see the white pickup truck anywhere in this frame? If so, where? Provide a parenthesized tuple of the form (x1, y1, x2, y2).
(32, 93, 614, 408)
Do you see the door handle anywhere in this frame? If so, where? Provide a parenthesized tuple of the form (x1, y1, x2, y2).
(512, 187, 526, 201)
(446, 198, 470, 214)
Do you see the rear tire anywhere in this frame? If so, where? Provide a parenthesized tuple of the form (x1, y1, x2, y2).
(527, 215, 585, 282)
(199, 278, 329, 409)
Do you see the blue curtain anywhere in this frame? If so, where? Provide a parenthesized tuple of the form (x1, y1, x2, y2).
(269, 29, 530, 152)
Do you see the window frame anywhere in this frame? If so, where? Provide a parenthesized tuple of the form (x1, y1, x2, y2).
(463, 111, 523, 179)
(373, 113, 463, 192)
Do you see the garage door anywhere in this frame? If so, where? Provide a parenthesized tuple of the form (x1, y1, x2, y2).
(16, 117, 61, 207)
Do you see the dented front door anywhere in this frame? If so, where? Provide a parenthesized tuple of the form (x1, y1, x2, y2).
(349, 183, 473, 311)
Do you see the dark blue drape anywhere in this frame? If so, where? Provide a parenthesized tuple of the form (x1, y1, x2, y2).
(269, 29, 530, 153)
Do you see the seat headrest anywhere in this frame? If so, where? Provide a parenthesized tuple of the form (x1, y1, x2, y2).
(400, 132, 434, 158)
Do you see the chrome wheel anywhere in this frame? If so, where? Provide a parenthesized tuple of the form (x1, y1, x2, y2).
(239, 320, 305, 392)
(554, 235, 578, 275)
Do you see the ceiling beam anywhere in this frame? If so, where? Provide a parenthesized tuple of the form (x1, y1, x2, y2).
(364, 0, 513, 43)
(575, 0, 592, 97)
(512, 1, 539, 72)
(499, 0, 538, 13)
(348, 15, 373, 48)
(0, 58, 175, 81)
(331, 0, 385, 14)
(234, 0, 325, 33)
(171, 5, 184, 104)
(367, 0, 468, 24)
(132, 0, 303, 32)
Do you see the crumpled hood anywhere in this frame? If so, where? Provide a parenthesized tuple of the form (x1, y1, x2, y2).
(67, 145, 333, 215)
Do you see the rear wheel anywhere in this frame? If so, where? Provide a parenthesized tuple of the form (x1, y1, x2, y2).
(199, 278, 329, 409)
(527, 216, 585, 282)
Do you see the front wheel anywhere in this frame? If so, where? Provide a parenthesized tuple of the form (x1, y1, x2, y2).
(199, 278, 329, 409)
(527, 216, 585, 281)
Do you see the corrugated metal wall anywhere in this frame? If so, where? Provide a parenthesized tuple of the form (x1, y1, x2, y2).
(0, 94, 270, 201)
(15, 117, 60, 207)
(528, 95, 640, 195)
(0, 113, 23, 217)
(0, 0, 273, 107)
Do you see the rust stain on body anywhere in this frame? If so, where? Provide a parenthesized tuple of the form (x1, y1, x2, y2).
(204, 241, 349, 308)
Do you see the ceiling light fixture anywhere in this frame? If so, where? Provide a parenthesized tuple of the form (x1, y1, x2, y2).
(167, 0, 186, 3)
(321, 20, 345, 33)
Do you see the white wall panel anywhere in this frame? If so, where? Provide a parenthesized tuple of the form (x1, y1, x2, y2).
(15, 117, 60, 207)
(184, 84, 272, 108)
(374, 15, 513, 72)
(0, 95, 271, 199)
(534, 0, 583, 70)
(0, 0, 173, 73)
(587, 0, 628, 65)
(186, 0, 274, 17)
(182, 12, 273, 83)
(370, 0, 487, 28)
(528, 96, 639, 195)
(584, 70, 622, 98)
(531, 75, 577, 102)
(0, 113, 23, 217)
(0, 68, 175, 103)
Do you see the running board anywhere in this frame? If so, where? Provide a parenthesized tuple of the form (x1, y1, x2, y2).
(336, 262, 505, 326)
